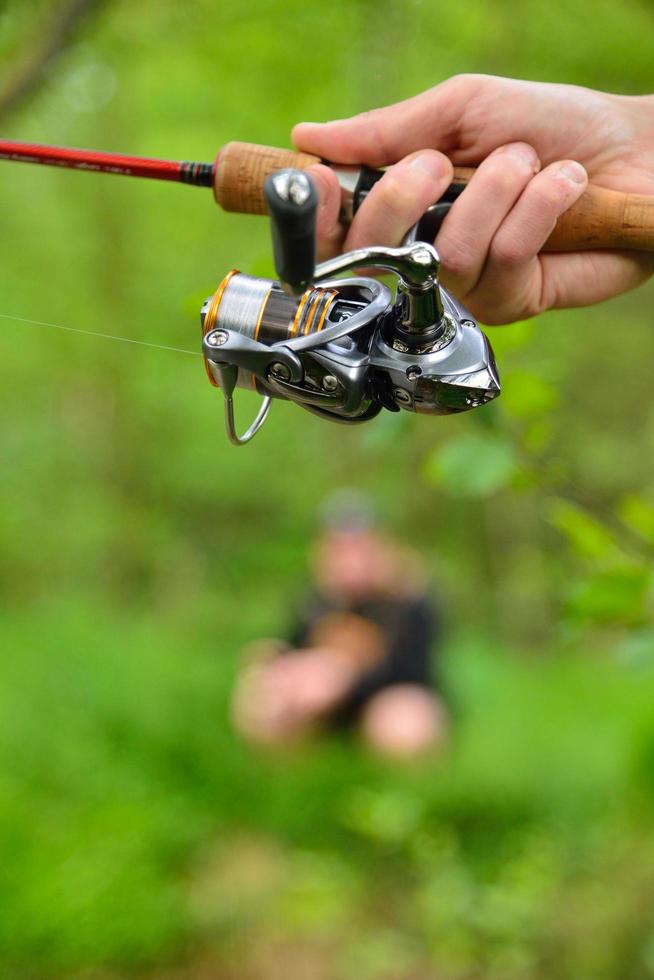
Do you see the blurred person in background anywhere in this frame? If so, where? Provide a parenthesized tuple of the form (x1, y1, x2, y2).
(232, 492, 447, 759)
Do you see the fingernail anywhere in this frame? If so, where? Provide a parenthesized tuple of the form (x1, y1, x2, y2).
(559, 161, 587, 184)
(503, 143, 540, 171)
(408, 151, 446, 180)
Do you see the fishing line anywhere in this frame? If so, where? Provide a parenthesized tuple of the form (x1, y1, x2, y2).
(0, 311, 202, 357)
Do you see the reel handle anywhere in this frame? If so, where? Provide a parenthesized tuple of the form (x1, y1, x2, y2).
(214, 141, 654, 253)
(263, 169, 318, 294)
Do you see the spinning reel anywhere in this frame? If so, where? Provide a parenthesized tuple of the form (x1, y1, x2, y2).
(201, 169, 500, 445)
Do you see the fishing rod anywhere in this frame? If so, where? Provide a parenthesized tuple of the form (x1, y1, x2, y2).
(3, 138, 654, 251)
(2, 138, 653, 446)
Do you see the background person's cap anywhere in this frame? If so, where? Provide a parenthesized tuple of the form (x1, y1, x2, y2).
(319, 489, 378, 534)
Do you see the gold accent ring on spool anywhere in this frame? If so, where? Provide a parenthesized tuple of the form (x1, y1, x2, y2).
(202, 269, 238, 386)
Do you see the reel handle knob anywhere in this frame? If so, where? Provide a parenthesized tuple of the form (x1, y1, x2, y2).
(264, 168, 318, 295)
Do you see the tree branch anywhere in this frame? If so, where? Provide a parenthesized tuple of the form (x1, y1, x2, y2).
(0, 0, 107, 123)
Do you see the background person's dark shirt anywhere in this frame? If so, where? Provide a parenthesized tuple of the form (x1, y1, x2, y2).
(290, 591, 440, 725)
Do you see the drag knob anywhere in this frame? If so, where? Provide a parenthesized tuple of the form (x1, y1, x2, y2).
(264, 168, 318, 295)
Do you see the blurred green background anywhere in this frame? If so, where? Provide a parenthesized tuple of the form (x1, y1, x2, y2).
(2, 1, 654, 977)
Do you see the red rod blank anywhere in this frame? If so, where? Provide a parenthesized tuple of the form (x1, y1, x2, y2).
(0, 139, 214, 186)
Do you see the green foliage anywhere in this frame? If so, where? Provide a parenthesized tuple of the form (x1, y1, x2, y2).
(499, 368, 559, 419)
(564, 565, 651, 625)
(1, 0, 654, 977)
(545, 497, 623, 563)
(619, 494, 654, 546)
(424, 430, 519, 498)
(2, 606, 654, 979)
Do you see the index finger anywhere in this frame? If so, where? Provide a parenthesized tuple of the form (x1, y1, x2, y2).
(305, 163, 345, 261)
(292, 74, 501, 166)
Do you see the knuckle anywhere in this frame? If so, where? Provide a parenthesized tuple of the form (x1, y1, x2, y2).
(528, 169, 578, 214)
(489, 233, 527, 269)
(529, 181, 566, 214)
(438, 236, 479, 282)
(359, 107, 394, 160)
(484, 156, 534, 196)
(473, 308, 506, 327)
(375, 170, 423, 217)
(488, 310, 522, 327)
(441, 73, 482, 97)
(467, 293, 522, 326)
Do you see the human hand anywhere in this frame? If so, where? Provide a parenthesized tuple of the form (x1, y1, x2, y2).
(231, 649, 355, 744)
(293, 75, 654, 324)
(271, 649, 356, 719)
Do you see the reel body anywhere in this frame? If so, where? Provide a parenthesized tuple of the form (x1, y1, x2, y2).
(201, 170, 500, 445)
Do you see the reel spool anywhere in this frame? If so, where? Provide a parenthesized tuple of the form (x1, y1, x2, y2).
(202, 272, 341, 390)
(201, 169, 500, 445)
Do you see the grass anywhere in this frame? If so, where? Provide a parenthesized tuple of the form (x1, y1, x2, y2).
(2, 599, 654, 977)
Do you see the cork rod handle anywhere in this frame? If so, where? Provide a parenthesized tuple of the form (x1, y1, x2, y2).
(214, 142, 321, 214)
(214, 142, 654, 254)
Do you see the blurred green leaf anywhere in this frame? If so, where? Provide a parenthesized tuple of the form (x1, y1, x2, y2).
(544, 498, 622, 562)
(342, 929, 419, 980)
(485, 320, 536, 356)
(564, 565, 651, 625)
(360, 409, 413, 451)
(273, 851, 361, 936)
(614, 629, 654, 671)
(501, 369, 559, 419)
(522, 418, 555, 454)
(618, 493, 654, 546)
(338, 787, 424, 844)
(424, 433, 518, 498)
